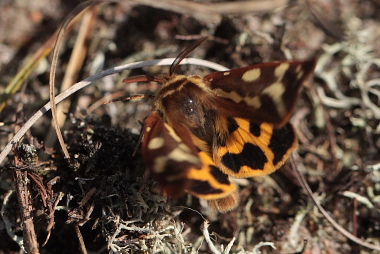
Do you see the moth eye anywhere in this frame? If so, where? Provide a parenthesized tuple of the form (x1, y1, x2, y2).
(182, 98, 195, 115)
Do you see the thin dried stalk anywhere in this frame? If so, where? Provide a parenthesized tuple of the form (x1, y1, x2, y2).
(45, 6, 98, 151)
(132, 0, 289, 23)
(14, 170, 39, 254)
(291, 153, 380, 251)
(49, 1, 100, 159)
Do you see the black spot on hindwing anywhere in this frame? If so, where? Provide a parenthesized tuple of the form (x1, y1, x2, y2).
(221, 143, 268, 173)
(269, 123, 296, 165)
(190, 180, 224, 195)
(209, 165, 230, 185)
(227, 117, 239, 134)
(250, 123, 261, 137)
(217, 117, 239, 147)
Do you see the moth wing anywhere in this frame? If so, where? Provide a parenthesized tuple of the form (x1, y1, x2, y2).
(186, 150, 237, 201)
(204, 59, 316, 127)
(214, 117, 298, 178)
(142, 112, 236, 199)
(186, 139, 239, 211)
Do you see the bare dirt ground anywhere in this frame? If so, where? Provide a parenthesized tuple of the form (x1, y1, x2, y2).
(1, 0, 380, 253)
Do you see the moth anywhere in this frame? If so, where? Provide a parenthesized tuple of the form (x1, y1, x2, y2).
(124, 38, 316, 212)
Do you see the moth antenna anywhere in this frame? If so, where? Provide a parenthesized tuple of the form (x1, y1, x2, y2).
(107, 74, 158, 104)
(104, 94, 155, 104)
(132, 120, 145, 157)
(123, 74, 161, 84)
(169, 36, 209, 76)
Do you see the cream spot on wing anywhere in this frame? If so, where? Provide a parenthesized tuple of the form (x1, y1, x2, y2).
(166, 174, 186, 182)
(152, 144, 199, 174)
(215, 88, 261, 108)
(215, 88, 243, 103)
(296, 69, 304, 80)
(262, 82, 286, 117)
(164, 123, 182, 143)
(146, 126, 151, 132)
(274, 63, 290, 79)
(148, 137, 165, 150)
(242, 68, 261, 82)
(167, 145, 198, 165)
(153, 157, 169, 173)
(243, 96, 261, 108)
(223, 71, 230, 76)
(175, 143, 193, 155)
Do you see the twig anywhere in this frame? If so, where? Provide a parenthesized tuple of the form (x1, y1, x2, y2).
(74, 224, 88, 254)
(287, 209, 308, 248)
(43, 176, 62, 246)
(175, 35, 229, 44)
(342, 191, 374, 209)
(202, 220, 221, 254)
(49, 1, 99, 159)
(131, 0, 289, 24)
(200, 220, 236, 254)
(45, 6, 98, 152)
(223, 237, 236, 254)
(251, 242, 277, 254)
(353, 197, 358, 237)
(14, 169, 39, 254)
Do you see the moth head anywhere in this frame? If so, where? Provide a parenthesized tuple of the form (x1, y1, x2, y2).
(156, 75, 217, 130)
(120, 37, 210, 104)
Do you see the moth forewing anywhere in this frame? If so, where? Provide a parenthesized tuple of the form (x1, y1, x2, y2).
(142, 110, 237, 202)
(204, 59, 317, 127)
(142, 112, 200, 198)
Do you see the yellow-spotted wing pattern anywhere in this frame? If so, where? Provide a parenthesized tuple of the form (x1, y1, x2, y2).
(136, 40, 316, 212)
